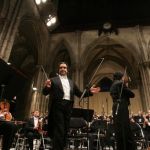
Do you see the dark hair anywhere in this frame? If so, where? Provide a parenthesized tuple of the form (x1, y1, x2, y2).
(113, 71, 123, 80)
(58, 62, 69, 68)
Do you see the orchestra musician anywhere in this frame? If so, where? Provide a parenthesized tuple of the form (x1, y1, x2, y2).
(0, 107, 12, 121)
(143, 110, 150, 145)
(24, 110, 42, 150)
(42, 112, 49, 133)
(0, 101, 17, 150)
(134, 110, 145, 129)
(0, 101, 12, 121)
(110, 71, 136, 150)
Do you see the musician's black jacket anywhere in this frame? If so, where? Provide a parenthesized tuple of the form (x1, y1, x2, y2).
(110, 80, 134, 105)
(110, 80, 136, 150)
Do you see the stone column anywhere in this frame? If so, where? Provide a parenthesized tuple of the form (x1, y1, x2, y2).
(0, 0, 22, 61)
(72, 31, 86, 107)
(139, 64, 150, 110)
(135, 26, 150, 111)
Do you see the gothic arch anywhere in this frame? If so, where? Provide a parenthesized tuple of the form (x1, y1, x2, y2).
(81, 35, 140, 69)
(18, 15, 48, 66)
(9, 15, 48, 75)
(84, 54, 138, 89)
(80, 35, 139, 88)
(48, 39, 76, 74)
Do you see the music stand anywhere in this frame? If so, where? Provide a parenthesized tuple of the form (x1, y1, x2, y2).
(70, 108, 94, 149)
(71, 108, 94, 122)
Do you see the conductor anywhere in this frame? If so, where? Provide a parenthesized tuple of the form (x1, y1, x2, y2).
(42, 62, 100, 150)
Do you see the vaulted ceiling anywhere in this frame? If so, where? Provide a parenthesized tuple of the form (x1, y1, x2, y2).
(52, 0, 150, 33)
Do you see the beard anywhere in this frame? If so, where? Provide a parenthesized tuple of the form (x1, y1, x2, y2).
(59, 70, 67, 76)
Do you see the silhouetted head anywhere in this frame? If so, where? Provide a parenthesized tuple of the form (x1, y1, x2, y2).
(113, 71, 123, 80)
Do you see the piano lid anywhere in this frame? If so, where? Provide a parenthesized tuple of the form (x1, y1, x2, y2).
(0, 58, 28, 100)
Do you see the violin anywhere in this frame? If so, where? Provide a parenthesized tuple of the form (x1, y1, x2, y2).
(0, 100, 12, 121)
(122, 75, 131, 87)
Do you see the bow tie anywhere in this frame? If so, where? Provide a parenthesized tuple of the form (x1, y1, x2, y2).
(59, 75, 67, 79)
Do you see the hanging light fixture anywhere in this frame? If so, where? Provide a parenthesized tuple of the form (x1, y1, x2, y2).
(35, 0, 41, 5)
(46, 15, 57, 27)
(41, 0, 47, 3)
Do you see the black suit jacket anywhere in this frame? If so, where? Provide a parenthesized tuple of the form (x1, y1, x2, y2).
(43, 76, 91, 101)
(24, 117, 35, 133)
(110, 80, 134, 105)
(110, 80, 135, 126)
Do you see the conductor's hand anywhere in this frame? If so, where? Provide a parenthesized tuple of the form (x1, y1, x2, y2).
(44, 79, 51, 88)
(90, 85, 101, 93)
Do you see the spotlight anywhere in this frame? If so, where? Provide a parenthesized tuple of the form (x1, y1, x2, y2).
(7, 62, 11, 65)
(41, 0, 47, 3)
(46, 21, 52, 27)
(103, 22, 112, 30)
(46, 15, 57, 27)
(51, 17, 56, 24)
(98, 22, 118, 36)
(35, 0, 41, 5)
(33, 87, 38, 91)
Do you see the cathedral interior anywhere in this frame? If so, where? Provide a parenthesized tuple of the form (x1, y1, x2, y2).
(0, 0, 150, 120)
(0, 0, 150, 150)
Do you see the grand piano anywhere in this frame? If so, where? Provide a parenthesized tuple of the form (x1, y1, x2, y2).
(0, 58, 28, 100)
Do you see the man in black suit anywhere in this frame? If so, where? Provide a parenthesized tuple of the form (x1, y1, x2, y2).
(42, 62, 100, 150)
(24, 110, 41, 149)
(110, 71, 136, 150)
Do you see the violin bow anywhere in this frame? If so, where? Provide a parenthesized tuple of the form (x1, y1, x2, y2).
(79, 58, 104, 106)
(115, 66, 127, 115)
(40, 65, 49, 80)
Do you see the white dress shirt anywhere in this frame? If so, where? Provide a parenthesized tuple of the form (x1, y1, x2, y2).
(33, 117, 39, 128)
(59, 75, 71, 100)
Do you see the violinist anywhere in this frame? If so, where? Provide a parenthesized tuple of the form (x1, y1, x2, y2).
(110, 71, 136, 150)
(0, 101, 17, 150)
(0, 107, 12, 121)
(134, 110, 145, 129)
(24, 110, 42, 150)
(0, 101, 12, 121)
